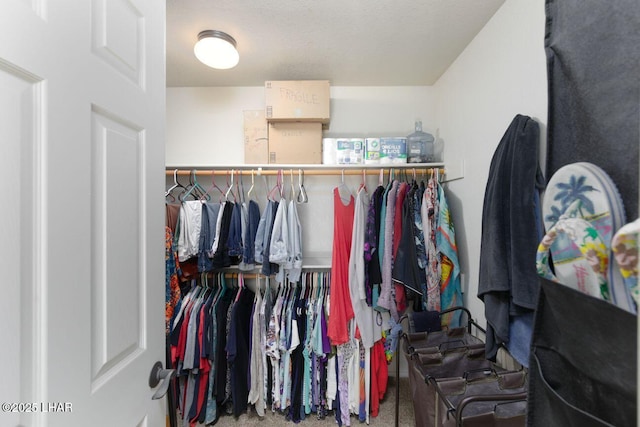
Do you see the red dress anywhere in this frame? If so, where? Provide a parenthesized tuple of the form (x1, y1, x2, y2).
(327, 187, 355, 345)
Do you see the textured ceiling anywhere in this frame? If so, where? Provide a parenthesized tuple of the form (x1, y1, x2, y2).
(166, 0, 505, 87)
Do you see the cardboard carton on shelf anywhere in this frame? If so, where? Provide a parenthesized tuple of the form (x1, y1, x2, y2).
(265, 80, 330, 124)
(268, 122, 322, 164)
(243, 110, 269, 164)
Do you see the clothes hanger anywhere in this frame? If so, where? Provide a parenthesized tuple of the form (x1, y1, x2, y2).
(247, 169, 256, 202)
(304, 272, 312, 300)
(238, 170, 245, 204)
(267, 169, 283, 201)
(173, 169, 192, 200)
(296, 169, 308, 204)
(180, 169, 207, 201)
(221, 170, 231, 202)
(337, 169, 352, 203)
(357, 168, 367, 194)
(224, 169, 237, 202)
(201, 170, 225, 202)
(165, 168, 184, 201)
(279, 169, 285, 200)
(289, 169, 296, 201)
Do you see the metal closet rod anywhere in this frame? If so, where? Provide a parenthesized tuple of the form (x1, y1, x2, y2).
(165, 166, 445, 177)
(198, 272, 329, 280)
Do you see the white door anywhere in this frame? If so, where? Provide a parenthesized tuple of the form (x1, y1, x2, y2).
(0, 1, 166, 426)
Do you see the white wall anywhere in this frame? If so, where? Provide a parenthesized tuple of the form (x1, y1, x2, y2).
(167, 86, 263, 166)
(434, 0, 548, 326)
(166, 86, 436, 166)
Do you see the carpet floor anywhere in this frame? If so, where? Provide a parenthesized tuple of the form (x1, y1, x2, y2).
(180, 377, 416, 427)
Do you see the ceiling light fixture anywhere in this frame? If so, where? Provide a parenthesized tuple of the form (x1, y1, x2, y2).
(194, 30, 239, 70)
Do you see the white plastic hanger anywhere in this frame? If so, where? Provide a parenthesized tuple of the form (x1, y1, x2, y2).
(296, 169, 308, 204)
(337, 169, 352, 204)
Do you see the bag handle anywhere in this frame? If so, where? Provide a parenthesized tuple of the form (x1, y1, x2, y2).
(438, 339, 467, 352)
(463, 368, 497, 382)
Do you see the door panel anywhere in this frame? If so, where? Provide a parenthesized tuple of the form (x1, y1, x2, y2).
(0, 0, 165, 426)
(0, 57, 45, 427)
(92, 0, 145, 87)
(90, 108, 145, 392)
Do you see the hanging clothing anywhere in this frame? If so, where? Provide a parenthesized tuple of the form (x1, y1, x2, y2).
(261, 200, 280, 277)
(436, 183, 463, 327)
(227, 285, 255, 417)
(166, 226, 181, 335)
(478, 114, 543, 362)
(266, 282, 283, 411)
(364, 186, 385, 306)
(423, 177, 441, 311)
(287, 199, 303, 282)
(409, 182, 428, 309)
(392, 182, 409, 258)
(393, 182, 410, 313)
(166, 203, 181, 234)
(211, 202, 234, 269)
(269, 198, 289, 267)
(198, 202, 220, 272)
(254, 200, 271, 264)
(226, 202, 243, 262)
(165, 168, 463, 425)
(369, 339, 388, 418)
(240, 199, 260, 270)
(248, 283, 266, 416)
(349, 188, 377, 349)
(378, 180, 399, 320)
(176, 200, 203, 262)
(328, 187, 355, 346)
(391, 196, 423, 300)
(289, 284, 308, 422)
(215, 288, 235, 408)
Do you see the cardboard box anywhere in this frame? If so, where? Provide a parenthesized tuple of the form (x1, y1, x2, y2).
(265, 80, 330, 123)
(243, 110, 269, 164)
(268, 122, 322, 164)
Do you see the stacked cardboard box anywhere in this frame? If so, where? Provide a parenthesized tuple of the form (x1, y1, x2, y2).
(265, 80, 330, 164)
(243, 110, 269, 164)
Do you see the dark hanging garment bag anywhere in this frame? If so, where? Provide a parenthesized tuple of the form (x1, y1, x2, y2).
(528, 278, 637, 426)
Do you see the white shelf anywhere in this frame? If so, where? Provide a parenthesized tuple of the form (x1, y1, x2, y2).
(166, 162, 445, 171)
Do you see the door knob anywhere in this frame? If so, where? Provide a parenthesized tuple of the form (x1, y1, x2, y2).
(148, 361, 176, 400)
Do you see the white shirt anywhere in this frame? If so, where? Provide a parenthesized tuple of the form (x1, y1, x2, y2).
(177, 200, 202, 262)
